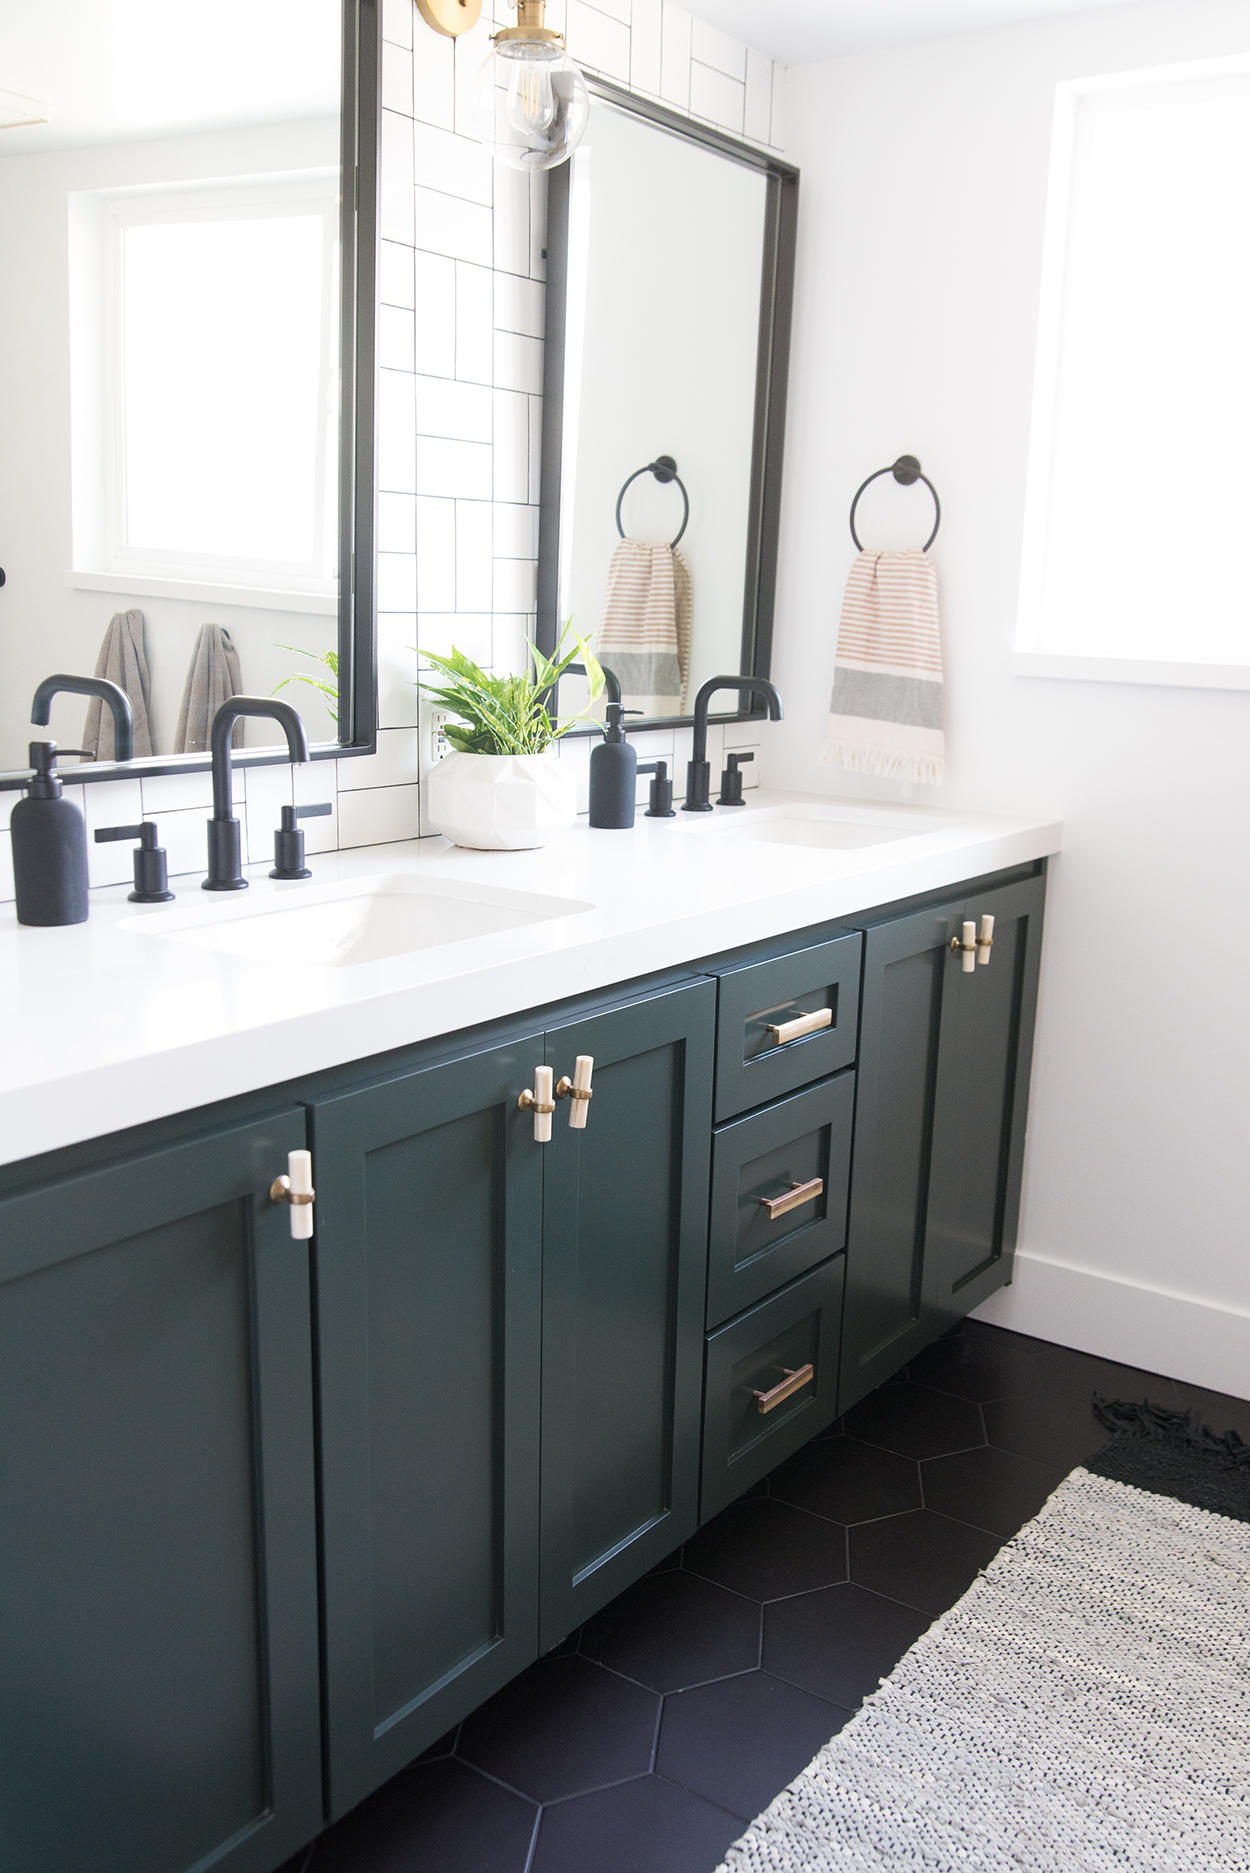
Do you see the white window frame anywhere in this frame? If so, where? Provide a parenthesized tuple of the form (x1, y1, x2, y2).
(68, 170, 340, 612)
(1014, 54, 1250, 692)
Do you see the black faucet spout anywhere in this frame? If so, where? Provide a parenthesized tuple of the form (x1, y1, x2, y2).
(204, 697, 310, 890)
(684, 676, 784, 812)
(31, 674, 134, 762)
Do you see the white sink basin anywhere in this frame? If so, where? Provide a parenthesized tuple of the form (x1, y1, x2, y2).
(123, 875, 594, 968)
(690, 803, 951, 851)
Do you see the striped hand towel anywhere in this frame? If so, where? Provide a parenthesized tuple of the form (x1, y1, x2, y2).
(822, 548, 945, 784)
(598, 539, 691, 717)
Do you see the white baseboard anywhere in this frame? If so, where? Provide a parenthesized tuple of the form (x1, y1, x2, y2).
(972, 1251, 1250, 1402)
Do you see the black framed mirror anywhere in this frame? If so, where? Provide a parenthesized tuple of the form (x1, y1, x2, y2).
(0, 0, 379, 788)
(536, 76, 797, 733)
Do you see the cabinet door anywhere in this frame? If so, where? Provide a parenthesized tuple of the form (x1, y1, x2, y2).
(539, 979, 715, 1648)
(0, 1112, 321, 1873)
(311, 1039, 543, 1818)
(925, 874, 1045, 1321)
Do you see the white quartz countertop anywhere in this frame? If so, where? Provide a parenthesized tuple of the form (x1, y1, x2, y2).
(0, 791, 1062, 1168)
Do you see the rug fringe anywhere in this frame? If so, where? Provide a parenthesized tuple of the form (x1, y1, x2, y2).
(1093, 1394, 1250, 1467)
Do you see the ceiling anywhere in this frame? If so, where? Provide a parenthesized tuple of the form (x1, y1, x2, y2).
(679, 0, 1145, 63)
(0, 0, 338, 152)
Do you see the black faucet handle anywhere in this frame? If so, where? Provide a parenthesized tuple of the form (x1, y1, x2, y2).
(93, 820, 173, 903)
(638, 760, 675, 818)
(279, 802, 333, 831)
(272, 801, 331, 881)
(718, 750, 754, 807)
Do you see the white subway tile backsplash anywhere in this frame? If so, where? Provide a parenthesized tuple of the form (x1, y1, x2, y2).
(338, 784, 422, 849)
(378, 302, 416, 372)
(376, 613, 420, 729)
(83, 778, 144, 888)
(493, 557, 537, 613)
(382, 38, 414, 116)
(414, 122, 494, 208)
(417, 435, 492, 500)
(566, 0, 631, 81)
(690, 60, 744, 133)
(660, 2, 691, 109)
(380, 239, 417, 309)
(412, 27, 456, 130)
(377, 551, 418, 613)
(494, 502, 539, 559)
(491, 614, 532, 675)
(141, 768, 240, 815)
(416, 495, 457, 609)
(744, 48, 771, 144)
(417, 612, 493, 667)
(243, 762, 295, 868)
(337, 727, 420, 792)
(157, 805, 215, 881)
(456, 501, 495, 612)
(416, 374, 492, 442)
(582, 0, 630, 26)
(414, 250, 456, 375)
(377, 492, 418, 553)
(630, 0, 663, 93)
(492, 164, 531, 278)
(380, 112, 416, 244)
(416, 186, 492, 265)
(384, 0, 414, 49)
(493, 390, 529, 504)
(529, 172, 547, 280)
(690, 17, 746, 80)
(770, 60, 786, 148)
(493, 330, 544, 396)
(494, 272, 545, 339)
(455, 261, 494, 383)
(452, 16, 495, 138)
(377, 369, 418, 493)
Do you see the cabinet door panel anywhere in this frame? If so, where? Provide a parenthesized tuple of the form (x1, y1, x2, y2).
(839, 905, 962, 1412)
(540, 979, 715, 1647)
(311, 1042, 543, 1818)
(0, 1113, 320, 1873)
(927, 874, 1046, 1316)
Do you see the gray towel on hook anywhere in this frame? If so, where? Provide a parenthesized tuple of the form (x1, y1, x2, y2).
(173, 624, 243, 754)
(82, 609, 153, 759)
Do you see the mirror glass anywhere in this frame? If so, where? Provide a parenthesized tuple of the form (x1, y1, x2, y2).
(540, 88, 794, 728)
(0, 0, 345, 770)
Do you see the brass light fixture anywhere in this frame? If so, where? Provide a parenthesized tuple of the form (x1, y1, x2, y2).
(415, 0, 484, 36)
(472, 0, 590, 171)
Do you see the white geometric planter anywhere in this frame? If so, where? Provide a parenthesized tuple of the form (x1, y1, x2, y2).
(425, 750, 578, 850)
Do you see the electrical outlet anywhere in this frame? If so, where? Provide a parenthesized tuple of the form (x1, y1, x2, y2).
(429, 710, 453, 767)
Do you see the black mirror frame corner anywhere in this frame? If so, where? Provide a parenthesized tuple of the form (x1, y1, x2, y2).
(535, 75, 799, 735)
(0, 0, 382, 793)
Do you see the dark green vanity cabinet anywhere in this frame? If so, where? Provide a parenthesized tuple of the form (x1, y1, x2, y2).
(309, 977, 715, 1816)
(838, 872, 1046, 1412)
(0, 1111, 322, 1873)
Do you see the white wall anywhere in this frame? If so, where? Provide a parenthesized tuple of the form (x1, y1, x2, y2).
(774, 0, 1250, 1396)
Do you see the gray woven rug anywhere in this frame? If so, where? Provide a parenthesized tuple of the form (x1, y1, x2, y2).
(716, 1465, 1250, 1871)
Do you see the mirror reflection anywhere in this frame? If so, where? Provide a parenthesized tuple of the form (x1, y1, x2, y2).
(546, 94, 777, 724)
(0, 0, 342, 770)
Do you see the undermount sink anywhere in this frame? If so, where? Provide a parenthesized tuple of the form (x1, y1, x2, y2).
(123, 875, 594, 968)
(690, 803, 951, 851)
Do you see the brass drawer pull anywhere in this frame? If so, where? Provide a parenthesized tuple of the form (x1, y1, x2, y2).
(555, 1054, 594, 1129)
(758, 1176, 824, 1220)
(753, 1363, 815, 1414)
(766, 1007, 832, 1046)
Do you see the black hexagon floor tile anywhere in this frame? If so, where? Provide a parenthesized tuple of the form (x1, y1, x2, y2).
(763, 1582, 929, 1708)
(307, 1757, 537, 1873)
(768, 1434, 921, 1525)
(844, 1382, 986, 1460)
(849, 1508, 1000, 1616)
(530, 1773, 741, 1873)
(922, 1444, 1065, 1538)
(579, 1569, 761, 1693)
(456, 1654, 659, 1802)
(908, 1325, 1045, 1403)
(682, 1497, 847, 1601)
(657, 1670, 851, 1821)
(983, 1389, 1109, 1470)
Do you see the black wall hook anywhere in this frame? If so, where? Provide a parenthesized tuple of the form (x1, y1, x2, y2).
(615, 455, 690, 547)
(849, 454, 941, 552)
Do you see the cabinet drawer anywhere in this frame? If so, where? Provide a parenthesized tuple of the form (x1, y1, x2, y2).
(708, 1073, 854, 1328)
(701, 1257, 844, 1522)
(714, 933, 862, 1120)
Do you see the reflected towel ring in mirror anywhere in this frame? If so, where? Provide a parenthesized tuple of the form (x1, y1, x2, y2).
(848, 454, 941, 552)
(615, 455, 691, 547)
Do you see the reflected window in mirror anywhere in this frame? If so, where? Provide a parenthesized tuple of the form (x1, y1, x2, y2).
(538, 81, 797, 733)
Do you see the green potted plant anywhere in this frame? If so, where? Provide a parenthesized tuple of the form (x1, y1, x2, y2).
(419, 625, 604, 849)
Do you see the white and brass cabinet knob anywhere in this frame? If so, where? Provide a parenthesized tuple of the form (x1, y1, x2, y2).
(951, 913, 995, 972)
(519, 1056, 594, 1141)
(271, 1148, 315, 1239)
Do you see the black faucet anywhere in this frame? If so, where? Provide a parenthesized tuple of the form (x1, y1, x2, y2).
(204, 697, 310, 891)
(31, 674, 134, 762)
(683, 676, 783, 811)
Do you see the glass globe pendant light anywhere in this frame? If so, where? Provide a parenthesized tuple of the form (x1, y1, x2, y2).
(472, 0, 590, 172)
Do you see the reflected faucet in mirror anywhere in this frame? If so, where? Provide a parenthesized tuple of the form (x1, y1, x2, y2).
(204, 698, 309, 893)
(684, 676, 783, 812)
(31, 675, 134, 764)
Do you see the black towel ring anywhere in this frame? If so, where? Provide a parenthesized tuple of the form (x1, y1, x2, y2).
(615, 455, 690, 547)
(849, 454, 941, 552)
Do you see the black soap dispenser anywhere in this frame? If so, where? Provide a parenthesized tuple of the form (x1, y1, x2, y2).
(588, 703, 639, 829)
(11, 742, 89, 926)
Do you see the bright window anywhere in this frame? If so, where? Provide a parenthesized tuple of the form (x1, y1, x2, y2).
(1016, 57, 1250, 688)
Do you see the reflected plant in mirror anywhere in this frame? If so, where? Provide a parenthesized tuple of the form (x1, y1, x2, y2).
(0, 0, 368, 775)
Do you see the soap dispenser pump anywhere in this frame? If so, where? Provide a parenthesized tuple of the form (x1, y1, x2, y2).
(11, 741, 89, 926)
(588, 702, 640, 829)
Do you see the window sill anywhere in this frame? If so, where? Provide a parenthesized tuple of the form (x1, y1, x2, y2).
(65, 569, 338, 616)
(1010, 650, 1250, 692)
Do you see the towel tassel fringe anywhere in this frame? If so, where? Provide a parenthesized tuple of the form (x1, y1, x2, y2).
(820, 739, 945, 788)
